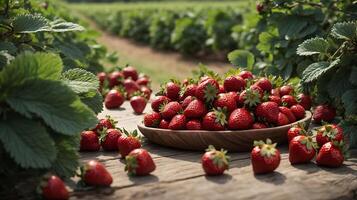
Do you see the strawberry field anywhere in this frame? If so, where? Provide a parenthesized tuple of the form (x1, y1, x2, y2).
(1, 0, 357, 199)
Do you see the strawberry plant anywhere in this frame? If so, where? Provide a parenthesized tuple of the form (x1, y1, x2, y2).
(297, 21, 357, 148)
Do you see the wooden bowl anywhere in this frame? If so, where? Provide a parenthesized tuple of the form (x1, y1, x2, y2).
(138, 111, 312, 152)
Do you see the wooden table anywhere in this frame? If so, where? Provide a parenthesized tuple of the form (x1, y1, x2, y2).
(73, 102, 357, 200)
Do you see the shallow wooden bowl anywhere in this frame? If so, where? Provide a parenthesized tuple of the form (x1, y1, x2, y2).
(138, 111, 312, 152)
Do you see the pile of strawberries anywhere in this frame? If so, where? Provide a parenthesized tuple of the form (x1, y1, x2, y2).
(144, 70, 312, 130)
(97, 66, 151, 114)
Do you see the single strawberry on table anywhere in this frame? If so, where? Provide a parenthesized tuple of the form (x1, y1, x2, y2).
(316, 141, 346, 168)
(80, 131, 100, 151)
(80, 160, 113, 186)
(125, 148, 156, 176)
(136, 76, 150, 86)
(40, 175, 69, 200)
(228, 108, 254, 130)
(99, 128, 122, 151)
(123, 79, 140, 99)
(289, 135, 317, 164)
(287, 123, 307, 143)
(117, 129, 142, 158)
(140, 86, 152, 99)
(104, 89, 125, 109)
(108, 71, 124, 88)
(251, 139, 281, 174)
(130, 95, 147, 114)
(143, 112, 161, 128)
(123, 65, 138, 81)
(168, 114, 186, 130)
(93, 115, 117, 133)
(315, 124, 343, 147)
(201, 145, 230, 176)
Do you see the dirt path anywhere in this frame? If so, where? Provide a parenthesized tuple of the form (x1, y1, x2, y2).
(85, 17, 232, 89)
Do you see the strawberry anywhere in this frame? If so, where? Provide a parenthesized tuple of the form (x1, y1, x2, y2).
(202, 109, 227, 131)
(228, 91, 239, 103)
(316, 141, 345, 168)
(136, 77, 150, 86)
(143, 112, 161, 127)
(250, 85, 264, 97)
(290, 104, 305, 120)
(313, 104, 336, 123)
(99, 128, 122, 151)
(159, 119, 170, 129)
(123, 66, 138, 81)
(254, 78, 272, 92)
(289, 135, 317, 164)
(184, 99, 207, 118)
(316, 124, 343, 147)
(201, 145, 230, 176)
(125, 148, 156, 176)
(81, 160, 113, 186)
(270, 88, 280, 97)
(186, 119, 202, 130)
(165, 81, 181, 101)
(181, 95, 195, 109)
(277, 112, 290, 126)
(195, 78, 219, 103)
(279, 106, 296, 123)
(269, 95, 281, 105)
(256, 3, 265, 13)
(168, 114, 186, 130)
(117, 129, 142, 158)
(80, 131, 100, 151)
(281, 95, 297, 107)
(97, 72, 106, 86)
(160, 101, 182, 120)
(151, 96, 170, 112)
(228, 108, 254, 130)
(130, 95, 147, 114)
(238, 88, 261, 107)
(181, 84, 197, 100)
(255, 101, 279, 123)
(251, 139, 281, 174)
(238, 70, 253, 80)
(41, 175, 69, 200)
(124, 79, 140, 99)
(287, 124, 306, 143)
(218, 85, 225, 94)
(252, 122, 268, 129)
(279, 85, 294, 96)
(223, 75, 246, 92)
(140, 86, 152, 99)
(298, 93, 312, 110)
(213, 93, 237, 113)
(108, 71, 124, 88)
(104, 89, 125, 109)
(93, 116, 117, 133)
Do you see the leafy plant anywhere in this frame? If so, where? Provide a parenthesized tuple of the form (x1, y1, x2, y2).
(149, 11, 178, 49)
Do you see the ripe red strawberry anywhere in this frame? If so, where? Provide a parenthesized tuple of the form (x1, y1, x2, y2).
(290, 104, 305, 120)
(41, 175, 69, 200)
(143, 112, 161, 127)
(269, 95, 281, 105)
(223, 75, 246, 92)
(124, 79, 140, 99)
(281, 95, 297, 107)
(313, 104, 336, 123)
(218, 85, 225, 94)
(136, 77, 150, 86)
(214, 93, 237, 113)
(270, 88, 280, 97)
(105, 89, 125, 109)
(140, 86, 152, 99)
(151, 96, 170, 112)
(81, 160, 113, 186)
(252, 122, 268, 129)
(168, 114, 186, 130)
(298, 93, 312, 110)
(181, 95, 195, 109)
(289, 135, 316, 164)
(108, 71, 124, 88)
(201, 145, 230, 176)
(277, 112, 290, 126)
(130, 95, 147, 114)
(228, 91, 239, 103)
(159, 119, 170, 129)
(279, 106, 296, 123)
(251, 139, 281, 174)
(316, 141, 345, 168)
(256, 3, 265, 13)
(228, 108, 254, 130)
(97, 72, 106, 86)
(184, 99, 207, 118)
(316, 124, 343, 147)
(195, 78, 219, 103)
(287, 124, 306, 143)
(238, 70, 253, 79)
(250, 85, 264, 97)
(160, 101, 182, 120)
(123, 66, 138, 81)
(279, 85, 294, 96)
(99, 128, 122, 151)
(93, 116, 117, 133)
(202, 110, 227, 131)
(238, 88, 261, 107)
(255, 101, 279, 123)
(80, 131, 100, 151)
(125, 148, 156, 176)
(186, 119, 202, 130)
(254, 78, 272, 92)
(165, 81, 181, 101)
(117, 129, 142, 158)
(181, 84, 197, 100)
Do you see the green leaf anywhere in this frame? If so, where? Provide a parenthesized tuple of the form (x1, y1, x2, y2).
(257, 29, 279, 53)
(0, 42, 17, 54)
(277, 16, 308, 40)
(0, 113, 56, 168)
(50, 20, 85, 32)
(350, 67, 357, 85)
(6, 79, 98, 135)
(227, 50, 255, 69)
(13, 14, 50, 33)
(342, 89, 357, 115)
(62, 68, 99, 94)
(327, 67, 354, 98)
(81, 91, 103, 114)
(302, 59, 340, 83)
(331, 21, 357, 40)
(297, 37, 329, 56)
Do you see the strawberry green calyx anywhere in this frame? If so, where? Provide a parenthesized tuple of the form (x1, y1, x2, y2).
(213, 108, 227, 126)
(125, 155, 138, 176)
(254, 138, 277, 158)
(332, 140, 349, 159)
(244, 88, 261, 107)
(98, 128, 108, 143)
(204, 83, 218, 103)
(206, 145, 230, 168)
(105, 115, 118, 127)
(122, 129, 142, 142)
(320, 125, 338, 138)
(300, 136, 318, 150)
